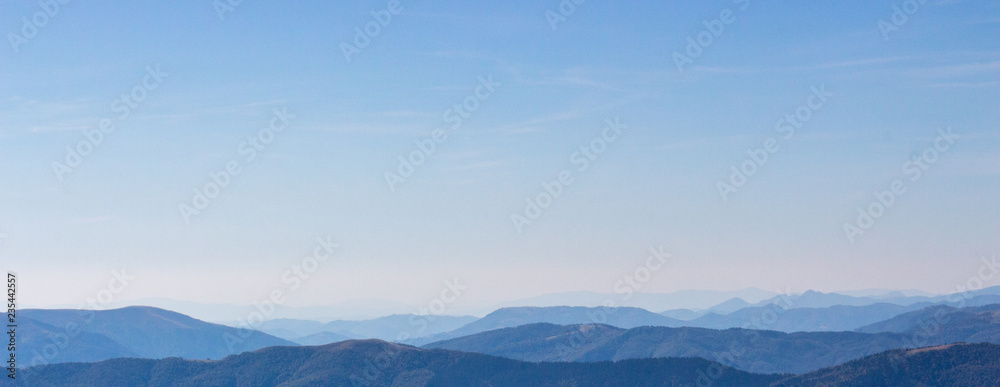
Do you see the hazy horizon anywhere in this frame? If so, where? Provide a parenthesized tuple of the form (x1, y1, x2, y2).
(14, 285, 991, 323)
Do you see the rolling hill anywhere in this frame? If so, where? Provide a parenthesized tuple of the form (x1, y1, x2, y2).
(411, 306, 684, 345)
(19, 317, 138, 364)
(426, 303, 1000, 374)
(857, 303, 1000, 344)
(19, 306, 295, 365)
(688, 302, 925, 332)
(424, 323, 913, 374)
(772, 343, 1000, 386)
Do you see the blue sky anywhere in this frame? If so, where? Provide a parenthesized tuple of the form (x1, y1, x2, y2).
(1, 0, 999, 312)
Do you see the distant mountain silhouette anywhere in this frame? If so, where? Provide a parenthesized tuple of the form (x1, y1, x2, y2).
(496, 288, 777, 311)
(13, 340, 783, 387)
(292, 331, 356, 346)
(659, 308, 706, 320)
(325, 314, 479, 341)
(772, 343, 1000, 386)
(705, 297, 752, 314)
(679, 291, 1000, 332)
(20, 306, 295, 366)
(256, 314, 477, 342)
(412, 306, 684, 345)
(857, 303, 1000, 344)
(755, 287, 1000, 309)
(689, 303, 924, 332)
(19, 317, 138, 363)
(424, 322, 915, 374)
(253, 317, 332, 340)
(426, 303, 1000, 374)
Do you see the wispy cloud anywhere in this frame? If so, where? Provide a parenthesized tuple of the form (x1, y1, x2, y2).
(687, 56, 921, 75)
(903, 60, 1000, 78)
(28, 124, 93, 132)
(929, 80, 1000, 88)
(70, 216, 114, 224)
(378, 110, 433, 119)
(486, 110, 584, 134)
(305, 123, 428, 136)
(201, 99, 289, 115)
(658, 140, 701, 151)
(449, 160, 504, 172)
(795, 56, 921, 70)
(657, 135, 759, 151)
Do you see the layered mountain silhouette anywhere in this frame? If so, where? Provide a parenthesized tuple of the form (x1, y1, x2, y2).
(12, 299, 1000, 385)
(425, 303, 1000, 374)
(748, 287, 1000, 309)
(857, 303, 1000, 342)
(410, 306, 684, 345)
(12, 340, 783, 387)
(256, 314, 477, 343)
(424, 323, 913, 374)
(667, 289, 1000, 332)
(19, 306, 294, 365)
(15, 340, 1000, 386)
(687, 303, 925, 332)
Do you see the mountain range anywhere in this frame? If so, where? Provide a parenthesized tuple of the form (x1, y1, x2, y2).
(409, 306, 686, 345)
(14, 340, 1000, 386)
(748, 287, 1000, 309)
(12, 340, 783, 387)
(12, 296, 1000, 385)
(424, 323, 912, 374)
(424, 303, 1000, 374)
